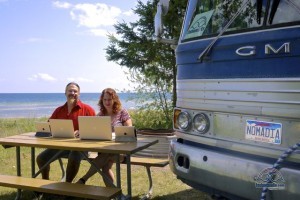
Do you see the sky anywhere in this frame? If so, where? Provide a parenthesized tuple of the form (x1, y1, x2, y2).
(0, 0, 149, 93)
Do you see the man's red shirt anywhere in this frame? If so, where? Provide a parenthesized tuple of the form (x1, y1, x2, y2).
(50, 100, 95, 130)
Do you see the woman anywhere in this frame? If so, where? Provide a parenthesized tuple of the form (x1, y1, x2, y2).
(76, 88, 132, 186)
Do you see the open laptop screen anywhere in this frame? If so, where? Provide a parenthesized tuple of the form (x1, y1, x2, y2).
(78, 116, 112, 140)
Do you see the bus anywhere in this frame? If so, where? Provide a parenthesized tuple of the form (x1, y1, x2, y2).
(155, 0, 300, 199)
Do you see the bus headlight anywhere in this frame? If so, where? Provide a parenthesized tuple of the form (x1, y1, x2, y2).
(177, 111, 191, 130)
(193, 113, 210, 134)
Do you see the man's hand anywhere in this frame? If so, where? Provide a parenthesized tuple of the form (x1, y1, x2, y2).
(74, 130, 80, 138)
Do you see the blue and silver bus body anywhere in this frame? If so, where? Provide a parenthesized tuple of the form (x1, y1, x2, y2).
(170, 1, 300, 199)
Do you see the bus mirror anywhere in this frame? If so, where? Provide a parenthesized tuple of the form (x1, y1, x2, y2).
(154, 2, 163, 39)
(154, 0, 169, 40)
(154, 0, 177, 45)
(160, 0, 170, 15)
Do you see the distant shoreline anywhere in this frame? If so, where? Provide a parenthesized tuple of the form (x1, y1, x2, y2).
(0, 109, 138, 119)
(0, 93, 137, 118)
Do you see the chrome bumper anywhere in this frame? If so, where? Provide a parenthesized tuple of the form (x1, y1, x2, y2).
(169, 140, 300, 200)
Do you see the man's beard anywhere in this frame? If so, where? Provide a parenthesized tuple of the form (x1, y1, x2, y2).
(68, 95, 78, 104)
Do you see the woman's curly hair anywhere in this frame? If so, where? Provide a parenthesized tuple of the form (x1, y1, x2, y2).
(98, 88, 122, 115)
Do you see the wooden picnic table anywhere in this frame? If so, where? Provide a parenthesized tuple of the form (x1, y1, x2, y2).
(0, 132, 158, 199)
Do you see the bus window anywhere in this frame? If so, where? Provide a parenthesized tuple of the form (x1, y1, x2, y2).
(182, 0, 300, 42)
(271, 1, 300, 24)
(182, 0, 258, 40)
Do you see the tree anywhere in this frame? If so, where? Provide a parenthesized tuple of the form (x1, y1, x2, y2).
(105, 0, 186, 128)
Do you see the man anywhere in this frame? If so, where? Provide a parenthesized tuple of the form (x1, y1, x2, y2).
(36, 82, 95, 183)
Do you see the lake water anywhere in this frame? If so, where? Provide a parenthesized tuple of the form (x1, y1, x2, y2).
(0, 93, 137, 118)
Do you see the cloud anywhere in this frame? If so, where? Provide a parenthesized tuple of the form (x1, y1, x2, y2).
(71, 3, 121, 28)
(28, 73, 57, 82)
(52, 1, 72, 9)
(22, 37, 52, 44)
(88, 28, 111, 37)
(53, 1, 124, 37)
(67, 77, 94, 83)
(123, 10, 133, 16)
(53, 1, 122, 28)
(27, 38, 43, 43)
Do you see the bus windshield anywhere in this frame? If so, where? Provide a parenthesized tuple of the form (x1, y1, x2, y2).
(182, 0, 300, 41)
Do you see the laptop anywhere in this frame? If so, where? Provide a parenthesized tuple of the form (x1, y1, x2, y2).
(114, 126, 137, 142)
(78, 116, 112, 140)
(49, 119, 75, 138)
(35, 122, 51, 137)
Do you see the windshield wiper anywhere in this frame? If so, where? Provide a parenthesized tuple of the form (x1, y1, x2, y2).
(269, 0, 281, 24)
(263, 0, 271, 26)
(198, 0, 251, 62)
(257, 0, 263, 24)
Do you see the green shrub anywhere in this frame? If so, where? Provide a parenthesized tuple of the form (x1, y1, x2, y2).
(129, 109, 172, 129)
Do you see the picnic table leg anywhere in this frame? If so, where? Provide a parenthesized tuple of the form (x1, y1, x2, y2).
(59, 158, 66, 182)
(80, 152, 117, 188)
(126, 155, 132, 199)
(140, 166, 153, 200)
(32, 150, 64, 178)
(15, 146, 21, 200)
(116, 154, 121, 188)
(31, 147, 35, 177)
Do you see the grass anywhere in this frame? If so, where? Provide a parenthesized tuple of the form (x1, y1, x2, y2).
(0, 118, 212, 200)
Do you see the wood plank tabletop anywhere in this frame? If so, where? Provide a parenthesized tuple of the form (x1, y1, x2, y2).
(0, 132, 158, 154)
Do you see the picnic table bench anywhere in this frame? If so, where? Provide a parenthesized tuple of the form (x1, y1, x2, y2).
(0, 174, 121, 199)
(60, 152, 169, 199)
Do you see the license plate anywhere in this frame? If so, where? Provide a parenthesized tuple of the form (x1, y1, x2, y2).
(245, 120, 282, 144)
